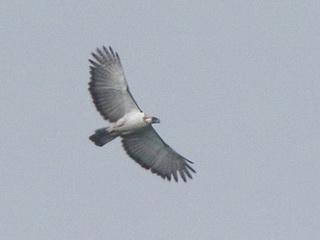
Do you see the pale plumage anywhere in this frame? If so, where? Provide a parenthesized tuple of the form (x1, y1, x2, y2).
(89, 46, 195, 182)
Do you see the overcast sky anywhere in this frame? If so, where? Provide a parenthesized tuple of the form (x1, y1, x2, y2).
(1, 1, 320, 239)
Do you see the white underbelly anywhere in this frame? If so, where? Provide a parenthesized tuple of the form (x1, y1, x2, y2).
(111, 112, 147, 135)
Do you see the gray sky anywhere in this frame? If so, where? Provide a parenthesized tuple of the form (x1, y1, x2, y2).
(1, 1, 320, 239)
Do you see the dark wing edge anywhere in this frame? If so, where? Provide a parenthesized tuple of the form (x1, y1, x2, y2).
(89, 46, 142, 122)
(121, 127, 196, 182)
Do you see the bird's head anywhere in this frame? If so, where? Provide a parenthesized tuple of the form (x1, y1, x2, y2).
(143, 115, 160, 124)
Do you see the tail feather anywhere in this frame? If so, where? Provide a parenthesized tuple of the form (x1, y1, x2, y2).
(89, 127, 118, 147)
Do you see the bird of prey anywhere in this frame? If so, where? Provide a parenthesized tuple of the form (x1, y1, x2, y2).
(88, 46, 195, 182)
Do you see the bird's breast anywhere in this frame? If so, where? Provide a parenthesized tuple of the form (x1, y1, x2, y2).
(111, 112, 148, 135)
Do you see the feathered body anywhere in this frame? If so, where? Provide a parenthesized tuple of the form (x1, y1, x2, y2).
(89, 46, 195, 182)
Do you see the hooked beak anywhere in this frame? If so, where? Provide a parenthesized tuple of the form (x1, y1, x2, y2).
(152, 117, 160, 124)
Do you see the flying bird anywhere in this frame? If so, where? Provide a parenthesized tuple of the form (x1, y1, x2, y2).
(88, 46, 195, 182)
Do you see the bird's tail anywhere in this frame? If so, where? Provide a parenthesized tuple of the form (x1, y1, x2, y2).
(89, 127, 118, 147)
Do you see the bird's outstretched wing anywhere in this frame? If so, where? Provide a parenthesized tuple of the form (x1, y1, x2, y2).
(122, 126, 196, 182)
(89, 46, 142, 122)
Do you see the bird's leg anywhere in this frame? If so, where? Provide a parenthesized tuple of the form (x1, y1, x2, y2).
(109, 117, 127, 132)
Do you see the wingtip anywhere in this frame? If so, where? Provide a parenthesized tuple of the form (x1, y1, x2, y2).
(88, 59, 99, 67)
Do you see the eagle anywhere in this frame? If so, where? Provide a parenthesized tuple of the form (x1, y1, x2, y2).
(88, 46, 195, 182)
